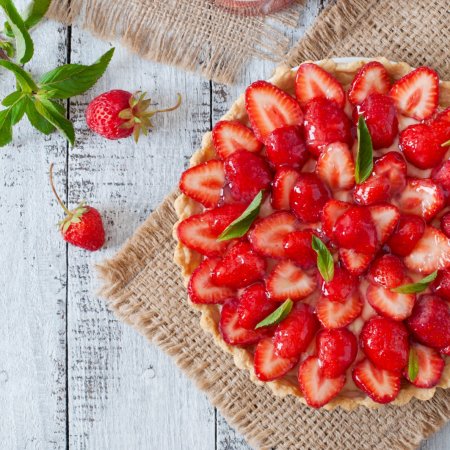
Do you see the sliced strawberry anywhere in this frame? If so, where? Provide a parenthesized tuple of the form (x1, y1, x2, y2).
(254, 337, 299, 382)
(403, 342, 445, 388)
(316, 142, 355, 190)
(295, 63, 345, 108)
(368, 254, 405, 288)
(353, 175, 390, 206)
(321, 199, 351, 241)
(442, 212, 450, 238)
(248, 211, 297, 258)
(321, 266, 358, 303)
(298, 356, 346, 408)
(373, 152, 407, 195)
(431, 160, 450, 206)
(430, 270, 450, 302)
(212, 120, 263, 159)
(389, 67, 439, 120)
(245, 80, 304, 143)
(316, 292, 363, 328)
(179, 160, 225, 208)
(368, 203, 400, 244)
(188, 258, 235, 304)
(339, 248, 373, 276)
(348, 61, 391, 105)
(352, 359, 401, 404)
(283, 230, 316, 269)
(395, 178, 444, 222)
(386, 214, 426, 257)
(266, 260, 317, 301)
(441, 346, 450, 356)
(271, 167, 299, 210)
(208, 204, 247, 234)
(219, 298, 269, 346)
(405, 226, 450, 273)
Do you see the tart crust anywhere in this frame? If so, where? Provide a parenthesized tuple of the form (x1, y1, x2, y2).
(173, 58, 450, 410)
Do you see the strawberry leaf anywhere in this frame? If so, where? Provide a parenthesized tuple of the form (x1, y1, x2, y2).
(24, 97, 55, 134)
(0, 59, 38, 92)
(217, 190, 263, 241)
(407, 347, 419, 382)
(255, 299, 293, 329)
(312, 235, 334, 282)
(355, 115, 373, 184)
(391, 271, 438, 294)
(0, 108, 13, 146)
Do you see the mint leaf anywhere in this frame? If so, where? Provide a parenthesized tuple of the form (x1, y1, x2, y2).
(407, 347, 419, 382)
(10, 96, 27, 124)
(217, 190, 263, 241)
(24, 97, 55, 134)
(0, 108, 13, 146)
(442, 139, 450, 147)
(355, 115, 373, 184)
(0, 59, 38, 92)
(2, 90, 23, 106)
(38, 48, 115, 99)
(23, 0, 52, 29)
(392, 271, 438, 294)
(312, 235, 334, 282)
(255, 299, 293, 329)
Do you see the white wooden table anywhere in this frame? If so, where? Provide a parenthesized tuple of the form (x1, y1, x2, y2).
(0, 1, 449, 448)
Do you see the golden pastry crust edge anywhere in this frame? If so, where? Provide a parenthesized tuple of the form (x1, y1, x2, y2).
(173, 58, 450, 410)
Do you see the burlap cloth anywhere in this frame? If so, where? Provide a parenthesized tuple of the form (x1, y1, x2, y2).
(96, 1, 450, 449)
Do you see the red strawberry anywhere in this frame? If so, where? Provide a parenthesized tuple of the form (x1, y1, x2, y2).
(431, 270, 450, 302)
(298, 356, 346, 408)
(399, 124, 446, 169)
(360, 316, 409, 372)
(389, 67, 439, 120)
(373, 152, 407, 195)
(352, 359, 401, 404)
(368, 203, 400, 244)
(442, 346, 450, 356)
(237, 283, 279, 329)
(316, 292, 363, 328)
(316, 328, 358, 377)
(368, 254, 405, 288)
(303, 98, 353, 157)
(395, 178, 444, 221)
(188, 258, 235, 304)
(271, 167, 300, 210)
(208, 204, 247, 234)
(406, 295, 450, 349)
(339, 248, 374, 276)
(441, 212, 450, 238)
(254, 337, 299, 382)
(316, 142, 355, 190)
(353, 94, 398, 149)
(431, 108, 450, 144)
(404, 226, 450, 273)
(295, 63, 345, 108)
(49, 164, 105, 251)
(431, 160, 450, 205)
(348, 61, 391, 105)
(321, 199, 351, 241)
(266, 260, 317, 301)
(248, 211, 297, 258)
(403, 342, 445, 388)
(212, 242, 266, 289)
(86, 90, 181, 141)
(290, 173, 330, 223)
(353, 175, 390, 206)
(179, 160, 225, 207)
(273, 303, 319, 358)
(265, 125, 308, 169)
(245, 80, 304, 143)
(321, 266, 358, 303)
(219, 298, 269, 345)
(212, 120, 263, 159)
(386, 214, 425, 257)
(283, 230, 316, 269)
(224, 149, 272, 203)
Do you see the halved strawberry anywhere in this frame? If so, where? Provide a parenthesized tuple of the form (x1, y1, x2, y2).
(298, 356, 346, 408)
(404, 226, 450, 273)
(395, 178, 444, 221)
(295, 63, 345, 108)
(373, 152, 407, 195)
(339, 248, 373, 276)
(316, 142, 355, 191)
(248, 211, 297, 258)
(245, 80, 304, 143)
(219, 298, 269, 346)
(212, 120, 263, 159)
(348, 61, 391, 105)
(386, 214, 426, 257)
(368, 203, 400, 244)
(432, 160, 450, 205)
(271, 167, 299, 210)
(254, 337, 299, 382)
(367, 254, 406, 288)
(352, 359, 401, 404)
(403, 342, 445, 388)
(266, 260, 317, 301)
(389, 67, 439, 120)
(353, 175, 390, 206)
(179, 160, 225, 208)
(321, 199, 351, 241)
(188, 258, 235, 304)
(208, 204, 247, 234)
(316, 292, 363, 328)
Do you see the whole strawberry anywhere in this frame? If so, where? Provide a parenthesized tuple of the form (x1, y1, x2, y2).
(85, 90, 181, 141)
(50, 164, 105, 251)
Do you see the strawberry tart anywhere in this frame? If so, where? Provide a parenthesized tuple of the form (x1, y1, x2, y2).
(174, 58, 450, 409)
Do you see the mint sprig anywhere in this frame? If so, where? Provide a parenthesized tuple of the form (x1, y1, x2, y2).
(407, 347, 419, 382)
(442, 139, 450, 147)
(391, 271, 438, 294)
(255, 299, 293, 329)
(312, 235, 334, 282)
(355, 115, 373, 184)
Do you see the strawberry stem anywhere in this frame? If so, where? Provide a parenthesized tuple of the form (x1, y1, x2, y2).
(49, 163, 72, 217)
(154, 93, 182, 114)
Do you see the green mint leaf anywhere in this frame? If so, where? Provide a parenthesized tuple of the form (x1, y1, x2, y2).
(23, 0, 52, 29)
(312, 235, 334, 282)
(10, 96, 27, 124)
(217, 190, 264, 241)
(0, 0, 34, 63)
(34, 98, 75, 145)
(2, 90, 23, 106)
(392, 271, 438, 294)
(255, 299, 293, 329)
(0, 59, 38, 92)
(24, 97, 55, 134)
(442, 139, 450, 147)
(38, 48, 115, 99)
(355, 115, 373, 184)
(0, 108, 13, 146)
(407, 347, 419, 382)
